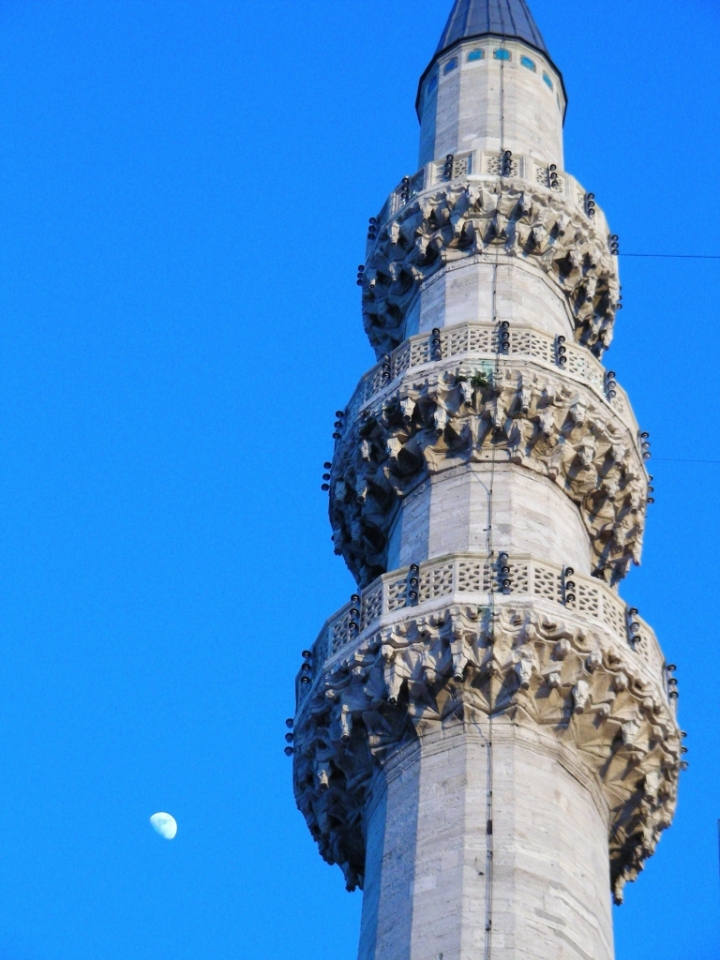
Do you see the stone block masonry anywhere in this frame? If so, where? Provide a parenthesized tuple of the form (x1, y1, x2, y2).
(291, 2, 683, 958)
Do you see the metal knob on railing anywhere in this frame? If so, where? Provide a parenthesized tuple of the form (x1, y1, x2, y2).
(349, 594, 361, 633)
(499, 321, 510, 354)
(299, 654, 313, 689)
(497, 553, 511, 593)
(407, 564, 420, 605)
(332, 411, 346, 441)
(647, 474, 655, 505)
(431, 328, 442, 360)
(556, 335, 567, 367)
(604, 370, 617, 400)
(626, 607, 641, 647)
(284, 718, 295, 756)
(321, 461, 332, 492)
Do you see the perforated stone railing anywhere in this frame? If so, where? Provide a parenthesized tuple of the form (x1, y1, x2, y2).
(298, 552, 668, 706)
(372, 149, 608, 243)
(341, 321, 638, 438)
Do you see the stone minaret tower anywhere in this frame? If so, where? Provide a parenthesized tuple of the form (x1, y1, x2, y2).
(291, 2, 683, 958)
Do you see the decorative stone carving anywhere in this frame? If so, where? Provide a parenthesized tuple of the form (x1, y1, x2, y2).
(362, 179, 619, 358)
(292, 603, 681, 904)
(330, 363, 648, 587)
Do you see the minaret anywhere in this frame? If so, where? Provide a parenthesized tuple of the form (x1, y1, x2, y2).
(291, 2, 683, 959)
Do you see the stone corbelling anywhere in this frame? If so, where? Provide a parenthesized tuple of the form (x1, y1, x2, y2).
(362, 179, 619, 358)
(300, 553, 668, 694)
(330, 363, 648, 587)
(292, 604, 680, 904)
(342, 320, 639, 444)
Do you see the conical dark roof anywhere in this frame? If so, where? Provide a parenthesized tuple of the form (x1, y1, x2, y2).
(417, 0, 565, 118)
(436, 0, 548, 58)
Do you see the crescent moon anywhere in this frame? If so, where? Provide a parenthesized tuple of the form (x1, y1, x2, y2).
(150, 812, 178, 840)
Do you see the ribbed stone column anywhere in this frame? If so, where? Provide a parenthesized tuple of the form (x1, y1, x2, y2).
(292, 3, 683, 959)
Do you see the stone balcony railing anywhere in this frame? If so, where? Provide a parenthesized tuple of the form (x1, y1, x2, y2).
(371, 149, 609, 247)
(340, 321, 640, 442)
(293, 552, 682, 904)
(296, 552, 672, 710)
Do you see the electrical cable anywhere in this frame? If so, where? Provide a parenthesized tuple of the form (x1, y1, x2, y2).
(483, 258, 499, 960)
(482, 51, 510, 956)
(621, 253, 720, 261)
(652, 457, 720, 465)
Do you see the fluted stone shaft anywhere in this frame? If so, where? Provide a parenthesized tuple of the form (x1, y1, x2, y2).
(293, 6, 681, 960)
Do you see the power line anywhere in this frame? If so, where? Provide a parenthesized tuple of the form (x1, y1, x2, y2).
(652, 457, 720, 465)
(621, 253, 720, 260)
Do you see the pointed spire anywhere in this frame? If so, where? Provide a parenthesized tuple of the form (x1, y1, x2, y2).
(436, 0, 548, 58)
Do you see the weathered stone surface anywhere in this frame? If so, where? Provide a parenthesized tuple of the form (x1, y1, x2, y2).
(358, 723, 615, 960)
(385, 465, 596, 577)
(330, 362, 648, 586)
(418, 38, 567, 171)
(293, 602, 680, 904)
(343, 321, 637, 459)
(294, 10, 680, 960)
(363, 179, 619, 358)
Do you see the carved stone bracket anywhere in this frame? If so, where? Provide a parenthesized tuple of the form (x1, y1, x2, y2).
(292, 604, 680, 904)
(362, 179, 619, 358)
(330, 364, 648, 587)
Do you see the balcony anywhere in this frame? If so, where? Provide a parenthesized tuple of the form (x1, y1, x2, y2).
(297, 552, 672, 709)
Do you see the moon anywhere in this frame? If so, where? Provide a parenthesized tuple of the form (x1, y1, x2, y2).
(150, 812, 178, 840)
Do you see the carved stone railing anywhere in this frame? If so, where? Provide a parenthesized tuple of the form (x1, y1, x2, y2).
(362, 178, 619, 358)
(329, 362, 649, 586)
(297, 552, 669, 706)
(341, 321, 638, 440)
(293, 558, 680, 902)
(373, 150, 608, 237)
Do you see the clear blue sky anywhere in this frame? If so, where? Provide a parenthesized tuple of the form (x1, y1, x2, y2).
(0, 1, 716, 958)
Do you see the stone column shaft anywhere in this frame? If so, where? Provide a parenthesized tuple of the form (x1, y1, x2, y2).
(292, 7, 682, 960)
(360, 722, 614, 960)
(418, 38, 566, 170)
